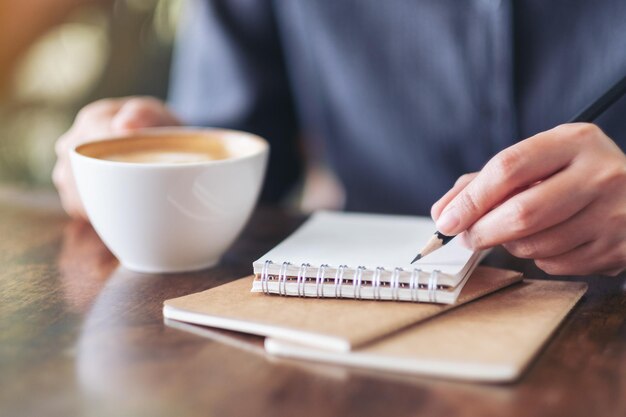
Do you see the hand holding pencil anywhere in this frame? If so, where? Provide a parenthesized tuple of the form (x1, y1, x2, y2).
(414, 74, 626, 277)
(425, 123, 626, 276)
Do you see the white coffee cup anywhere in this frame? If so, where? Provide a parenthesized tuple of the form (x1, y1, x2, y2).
(70, 127, 269, 273)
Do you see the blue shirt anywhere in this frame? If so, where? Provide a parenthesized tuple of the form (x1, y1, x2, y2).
(169, 0, 626, 215)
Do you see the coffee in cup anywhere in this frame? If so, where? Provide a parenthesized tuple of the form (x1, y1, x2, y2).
(79, 134, 235, 163)
(70, 128, 269, 273)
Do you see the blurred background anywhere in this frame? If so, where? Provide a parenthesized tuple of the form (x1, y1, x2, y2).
(0, 0, 182, 188)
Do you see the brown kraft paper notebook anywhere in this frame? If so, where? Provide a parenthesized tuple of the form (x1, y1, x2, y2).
(265, 279, 588, 382)
(163, 266, 522, 352)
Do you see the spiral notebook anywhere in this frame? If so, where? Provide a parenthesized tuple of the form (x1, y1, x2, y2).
(252, 211, 485, 304)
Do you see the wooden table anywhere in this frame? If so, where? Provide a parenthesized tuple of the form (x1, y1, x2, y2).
(1, 188, 625, 417)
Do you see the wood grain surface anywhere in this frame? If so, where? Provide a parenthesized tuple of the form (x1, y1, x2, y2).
(0, 188, 624, 417)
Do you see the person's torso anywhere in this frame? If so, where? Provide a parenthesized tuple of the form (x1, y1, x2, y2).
(272, 0, 626, 214)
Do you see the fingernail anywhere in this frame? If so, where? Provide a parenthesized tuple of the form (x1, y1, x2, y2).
(436, 207, 460, 234)
(430, 202, 441, 221)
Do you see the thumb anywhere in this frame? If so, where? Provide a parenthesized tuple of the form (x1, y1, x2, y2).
(110, 98, 180, 132)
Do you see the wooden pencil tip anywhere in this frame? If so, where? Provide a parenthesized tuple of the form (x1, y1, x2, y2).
(411, 231, 449, 263)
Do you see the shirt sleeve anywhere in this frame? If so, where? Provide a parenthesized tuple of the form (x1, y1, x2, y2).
(168, 0, 301, 202)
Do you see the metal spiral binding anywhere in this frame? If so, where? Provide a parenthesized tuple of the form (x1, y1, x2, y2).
(373, 267, 384, 300)
(409, 268, 420, 302)
(278, 261, 291, 296)
(262, 262, 440, 302)
(261, 260, 273, 294)
(353, 266, 366, 299)
(297, 263, 310, 297)
(315, 264, 328, 297)
(391, 267, 402, 301)
(334, 265, 347, 298)
(428, 269, 440, 303)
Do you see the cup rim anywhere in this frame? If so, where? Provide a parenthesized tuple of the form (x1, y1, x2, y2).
(70, 126, 269, 168)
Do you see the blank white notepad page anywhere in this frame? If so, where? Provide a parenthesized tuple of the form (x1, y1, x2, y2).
(253, 211, 478, 287)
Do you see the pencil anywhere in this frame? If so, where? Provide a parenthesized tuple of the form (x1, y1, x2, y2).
(411, 72, 626, 263)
